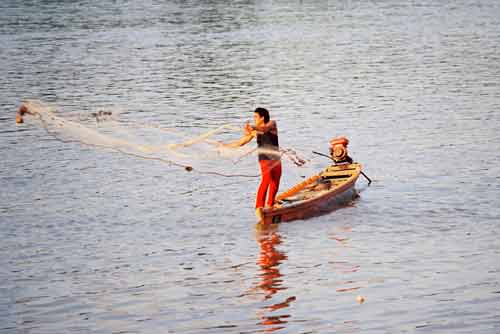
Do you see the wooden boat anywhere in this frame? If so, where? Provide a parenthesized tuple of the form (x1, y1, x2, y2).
(260, 162, 362, 224)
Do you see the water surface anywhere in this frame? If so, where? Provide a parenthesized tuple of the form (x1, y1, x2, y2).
(1, 0, 500, 333)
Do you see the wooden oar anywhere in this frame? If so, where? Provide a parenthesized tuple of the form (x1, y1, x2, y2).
(275, 174, 321, 201)
(312, 151, 372, 185)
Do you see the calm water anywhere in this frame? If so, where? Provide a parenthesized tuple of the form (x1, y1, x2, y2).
(1, 0, 500, 333)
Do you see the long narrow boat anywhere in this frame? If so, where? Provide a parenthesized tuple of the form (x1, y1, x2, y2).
(260, 163, 362, 224)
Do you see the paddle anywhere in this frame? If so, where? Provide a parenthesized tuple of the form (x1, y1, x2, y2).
(312, 151, 372, 185)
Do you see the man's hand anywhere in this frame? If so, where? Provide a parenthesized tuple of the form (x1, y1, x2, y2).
(244, 122, 253, 136)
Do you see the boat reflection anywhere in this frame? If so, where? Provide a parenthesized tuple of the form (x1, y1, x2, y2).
(255, 225, 296, 332)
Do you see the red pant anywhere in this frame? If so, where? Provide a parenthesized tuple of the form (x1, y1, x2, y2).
(256, 160, 282, 208)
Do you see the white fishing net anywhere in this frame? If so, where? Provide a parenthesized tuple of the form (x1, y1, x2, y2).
(18, 100, 311, 178)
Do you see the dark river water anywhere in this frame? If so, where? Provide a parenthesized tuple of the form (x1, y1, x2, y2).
(1, 0, 500, 333)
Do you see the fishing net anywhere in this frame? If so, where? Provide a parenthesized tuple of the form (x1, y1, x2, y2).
(17, 100, 311, 178)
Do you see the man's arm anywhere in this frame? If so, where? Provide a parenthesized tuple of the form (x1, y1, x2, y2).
(224, 131, 256, 148)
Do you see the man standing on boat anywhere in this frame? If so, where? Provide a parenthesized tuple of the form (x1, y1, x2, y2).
(224, 107, 282, 220)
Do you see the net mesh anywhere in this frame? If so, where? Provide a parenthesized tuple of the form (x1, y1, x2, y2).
(18, 100, 311, 178)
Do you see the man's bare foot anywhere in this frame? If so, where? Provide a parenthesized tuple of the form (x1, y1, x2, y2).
(255, 207, 264, 221)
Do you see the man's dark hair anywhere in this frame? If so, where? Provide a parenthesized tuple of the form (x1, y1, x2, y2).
(254, 107, 270, 123)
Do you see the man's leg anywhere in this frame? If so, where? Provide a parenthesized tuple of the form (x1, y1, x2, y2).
(256, 160, 271, 209)
(266, 161, 282, 207)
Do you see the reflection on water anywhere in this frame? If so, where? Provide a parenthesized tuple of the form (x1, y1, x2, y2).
(255, 226, 296, 332)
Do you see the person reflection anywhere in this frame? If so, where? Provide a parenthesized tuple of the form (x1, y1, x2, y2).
(255, 226, 296, 331)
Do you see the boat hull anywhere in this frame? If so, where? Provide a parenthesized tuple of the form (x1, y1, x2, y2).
(260, 163, 361, 224)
